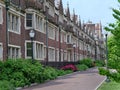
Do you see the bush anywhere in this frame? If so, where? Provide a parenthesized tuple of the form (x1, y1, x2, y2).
(61, 64, 78, 72)
(95, 60, 105, 67)
(56, 69, 66, 76)
(76, 64, 88, 71)
(10, 72, 27, 87)
(98, 67, 110, 76)
(79, 58, 93, 68)
(0, 59, 45, 87)
(43, 66, 58, 80)
(0, 80, 15, 90)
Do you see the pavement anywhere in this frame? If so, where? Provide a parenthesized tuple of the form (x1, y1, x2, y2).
(22, 67, 106, 90)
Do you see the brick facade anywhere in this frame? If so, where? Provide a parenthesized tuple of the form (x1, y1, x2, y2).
(0, 0, 105, 62)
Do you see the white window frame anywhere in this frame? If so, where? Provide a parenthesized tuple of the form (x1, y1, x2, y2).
(8, 44, 21, 59)
(0, 6, 3, 24)
(25, 13, 34, 29)
(48, 47, 55, 61)
(48, 24, 55, 40)
(64, 51, 67, 61)
(56, 49, 59, 62)
(8, 10, 21, 34)
(35, 14, 44, 33)
(35, 41, 44, 60)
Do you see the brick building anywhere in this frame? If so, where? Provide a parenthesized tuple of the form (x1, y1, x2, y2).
(0, 0, 104, 65)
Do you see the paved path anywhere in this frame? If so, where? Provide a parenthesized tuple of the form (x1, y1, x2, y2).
(22, 67, 106, 90)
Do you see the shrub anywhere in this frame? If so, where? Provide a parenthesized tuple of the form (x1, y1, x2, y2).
(98, 67, 110, 76)
(43, 66, 58, 80)
(79, 58, 93, 68)
(61, 64, 78, 72)
(0, 59, 45, 87)
(76, 64, 88, 71)
(10, 72, 27, 87)
(95, 60, 105, 67)
(0, 80, 15, 90)
(56, 69, 66, 76)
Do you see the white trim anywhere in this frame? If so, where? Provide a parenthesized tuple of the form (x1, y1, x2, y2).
(35, 41, 44, 60)
(8, 44, 20, 48)
(9, 8, 24, 16)
(25, 12, 35, 30)
(8, 11, 21, 34)
(8, 44, 21, 58)
(0, 2, 5, 7)
(0, 6, 3, 24)
(25, 40, 33, 59)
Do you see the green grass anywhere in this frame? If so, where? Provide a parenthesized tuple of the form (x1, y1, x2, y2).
(98, 81, 120, 90)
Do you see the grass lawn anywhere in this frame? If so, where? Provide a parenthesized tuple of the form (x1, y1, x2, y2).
(98, 81, 120, 90)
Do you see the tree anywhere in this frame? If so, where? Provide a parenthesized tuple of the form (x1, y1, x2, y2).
(99, 0, 120, 82)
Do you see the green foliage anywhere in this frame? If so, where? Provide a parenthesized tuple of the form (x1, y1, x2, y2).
(98, 81, 120, 90)
(79, 58, 93, 68)
(43, 66, 58, 80)
(95, 60, 105, 67)
(76, 64, 88, 71)
(0, 59, 45, 87)
(56, 69, 66, 76)
(98, 68, 109, 76)
(10, 72, 27, 87)
(0, 80, 15, 90)
(102, 0, 120, 82)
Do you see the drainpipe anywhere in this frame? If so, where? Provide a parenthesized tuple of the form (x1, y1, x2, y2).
(5, 0, 10, 60)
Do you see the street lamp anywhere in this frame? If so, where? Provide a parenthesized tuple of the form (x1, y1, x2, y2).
(73, 43, 76, 62)
(105, 31, 110, 82)
(29, 29, 35, 63)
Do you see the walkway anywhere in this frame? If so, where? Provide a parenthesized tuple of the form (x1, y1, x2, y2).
(22, 67, 106, 90)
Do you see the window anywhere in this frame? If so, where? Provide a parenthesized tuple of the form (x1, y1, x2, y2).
(56, 49, 59, 61)
(36, 15, 43, 32)
(64, 52, 67, 61)
(0, 44, 3, 60)
(48, 26, 55, 39)
(0, 6, 3, 24)
(26, 42, 32, 57)
(8, 46, 20, 59)
(67, 34, 71, 43)
(44, 47, 46, 58)
(36, 43, 44, 59)
(48, 48, 55, 61)
(64, 33, 66, 43)
(26, 13, 33, 27)
(8, 12, 20, 33)
(61, 51, 63, 61)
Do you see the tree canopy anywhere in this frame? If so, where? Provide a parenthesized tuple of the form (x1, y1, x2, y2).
(99, 0, 120, 82)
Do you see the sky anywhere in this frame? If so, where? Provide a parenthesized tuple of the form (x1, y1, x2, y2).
(62, 0, 118, 28)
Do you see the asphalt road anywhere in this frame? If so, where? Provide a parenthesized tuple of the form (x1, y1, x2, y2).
(22, 67, 106, 90)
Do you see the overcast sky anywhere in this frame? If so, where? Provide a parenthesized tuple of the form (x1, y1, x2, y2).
(62, 0, 118, 27)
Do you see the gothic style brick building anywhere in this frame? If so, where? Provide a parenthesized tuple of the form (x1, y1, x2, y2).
(0, 0, 104, 65)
